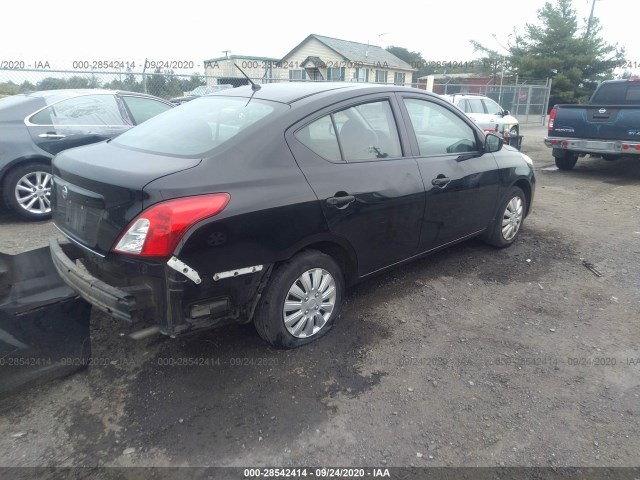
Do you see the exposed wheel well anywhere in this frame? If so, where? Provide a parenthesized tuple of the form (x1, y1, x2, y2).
(513, 179, 532, 215)
(297, 241, 357, 286)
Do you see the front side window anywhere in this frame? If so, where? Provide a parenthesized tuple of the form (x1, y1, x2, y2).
(30, 94, 124, 126)
(482, 98, 503, 115)
(295, 100, 402, 162)
(121, 96, 172, 124)
(113, 96, 281, 156)
(403, 98, 478, 156)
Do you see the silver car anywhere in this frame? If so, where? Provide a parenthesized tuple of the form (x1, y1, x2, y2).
(442, 94, 519, 136)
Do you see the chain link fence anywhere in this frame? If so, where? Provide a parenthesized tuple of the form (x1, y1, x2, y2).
(430, 78, 552, 125)
(0, 68, 551, 125)
(0, 68, 293, 100)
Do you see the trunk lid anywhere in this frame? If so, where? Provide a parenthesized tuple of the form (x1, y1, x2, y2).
(51, 141, 201, 255)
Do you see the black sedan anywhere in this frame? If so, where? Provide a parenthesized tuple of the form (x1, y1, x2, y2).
(0, 89, 174, 220)
(49, 82, 535, 348)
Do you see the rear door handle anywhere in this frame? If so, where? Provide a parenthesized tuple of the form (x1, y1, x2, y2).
(431, 176, 451, 187)
(326, 195, 355, 208)
(38, 133, 66, 139)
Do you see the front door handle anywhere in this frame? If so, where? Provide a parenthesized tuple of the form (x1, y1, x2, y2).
(431, 176, 451, 187)
(326, 195, 355, 209)
(38, 132, 66, 139)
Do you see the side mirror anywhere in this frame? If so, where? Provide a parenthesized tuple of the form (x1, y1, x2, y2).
(485, 133, 503, 153)
(502, 110, 510, 116)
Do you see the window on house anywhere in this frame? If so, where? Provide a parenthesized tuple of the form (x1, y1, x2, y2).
(394, 72, 406, 85)
(354, 68, 369, 83)
(327, 67, 345, 81)
(289, 69, 307, 81)
(375, 70, 388, 83)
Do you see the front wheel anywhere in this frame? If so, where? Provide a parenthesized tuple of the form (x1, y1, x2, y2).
(254, 250, 344, 348)
(484, 186, 527, 248)
(3, 163, 53, 221)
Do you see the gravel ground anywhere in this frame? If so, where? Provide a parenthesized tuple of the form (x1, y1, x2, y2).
(0, 124, 638, 469)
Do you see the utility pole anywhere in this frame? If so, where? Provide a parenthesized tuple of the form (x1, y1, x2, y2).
(586, 0, 599, 38)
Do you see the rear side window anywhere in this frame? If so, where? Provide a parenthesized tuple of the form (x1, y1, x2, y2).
(113, 97, 280, 156)
(121, 96, 172, 124)
(296, 100, 402, 162)
(30, 94, 124, 126)
(591, 82, 640, 104)
(467, 99, 486, 114)
(403, 98, 478, 156)
(295, 115, 342, 162)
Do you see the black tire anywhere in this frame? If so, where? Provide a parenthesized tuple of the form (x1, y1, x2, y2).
(508, 125, 519, 137)
(484, 186, 527, 248)
(254, 250, 344, 348)
(555, 154, 578, 170)
(3, 163, 52, 221)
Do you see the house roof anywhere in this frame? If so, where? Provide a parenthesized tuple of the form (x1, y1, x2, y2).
(282, 34, 415, 71)
(204, 55, 280, 63)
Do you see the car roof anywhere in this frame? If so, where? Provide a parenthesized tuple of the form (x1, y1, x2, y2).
(443, 93, 489, 99)
(22, 89, 164, 102)
(217, 82, 434, 104)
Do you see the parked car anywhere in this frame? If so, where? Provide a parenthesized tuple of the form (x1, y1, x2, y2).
(544, 78, 640, 170)
(0, 89, 174, 220)
(442, 93, 519, 136)
(50, 82, 535, 348)
(170, 84, 234, 105)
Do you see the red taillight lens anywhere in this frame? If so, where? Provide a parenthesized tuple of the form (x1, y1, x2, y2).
(112, 193, 230, 257)
(548, 107, 557, 130)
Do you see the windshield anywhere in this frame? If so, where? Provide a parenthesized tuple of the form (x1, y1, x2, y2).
(113, 96, 283, 156)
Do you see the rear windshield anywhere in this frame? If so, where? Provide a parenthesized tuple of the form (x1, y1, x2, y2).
(590, 82, 640, 105)
(113, 96, 283, 156)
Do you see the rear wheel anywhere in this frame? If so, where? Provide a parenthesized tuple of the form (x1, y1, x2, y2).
(484, 186, 527, 248)
(554, 154, 578, 170)
(3, 163, 52, 221)
(254, 250, 344, 348)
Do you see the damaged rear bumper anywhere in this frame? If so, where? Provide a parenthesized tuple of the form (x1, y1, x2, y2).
(49, 238, 151, 323)
(49, 237, 272, 337)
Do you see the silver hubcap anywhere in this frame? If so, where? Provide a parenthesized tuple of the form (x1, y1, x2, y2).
(283, 268, 336, 338)
(509, 127, 518, 136)
(15, 171, 52, 214)
(502, 196, 523, 241)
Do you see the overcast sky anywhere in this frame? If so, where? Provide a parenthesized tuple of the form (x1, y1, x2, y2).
(1, 0, 636, 74)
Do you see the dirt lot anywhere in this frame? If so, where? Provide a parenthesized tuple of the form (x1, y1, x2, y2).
(0, 125, 639, 469)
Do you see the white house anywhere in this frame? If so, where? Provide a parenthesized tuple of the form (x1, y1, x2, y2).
(279, 34, 415, 85)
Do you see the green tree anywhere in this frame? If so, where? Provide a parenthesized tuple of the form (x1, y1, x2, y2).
(471, 0, 624, 108)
